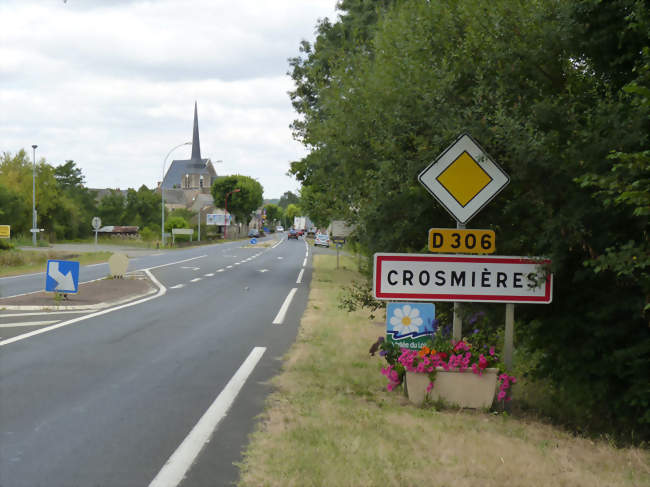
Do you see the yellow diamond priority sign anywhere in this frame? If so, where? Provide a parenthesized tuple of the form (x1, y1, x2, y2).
(418, 134, 509, 224)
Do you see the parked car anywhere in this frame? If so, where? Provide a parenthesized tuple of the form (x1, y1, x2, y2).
(314, 233, 330, 247)
(248, 229, 260, 238)
(288, 229, 299, 240)
(276, 225, 284, 232)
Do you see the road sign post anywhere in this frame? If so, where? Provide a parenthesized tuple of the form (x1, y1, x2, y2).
(92, 216, 101, 246)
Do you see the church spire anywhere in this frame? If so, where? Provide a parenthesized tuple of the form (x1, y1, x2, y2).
(191, 101, 201, 160)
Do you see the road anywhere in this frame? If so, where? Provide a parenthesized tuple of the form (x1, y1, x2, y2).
(0, 234, 312, 486)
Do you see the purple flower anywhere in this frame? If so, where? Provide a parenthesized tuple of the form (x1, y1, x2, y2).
(377, 336, 385, 343)
(379, 350, 386, 357)
(473, 328, 479, 334)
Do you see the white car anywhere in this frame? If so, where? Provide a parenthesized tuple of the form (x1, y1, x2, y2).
(276, 226, 284, 232)
(314, 233, 330, 247)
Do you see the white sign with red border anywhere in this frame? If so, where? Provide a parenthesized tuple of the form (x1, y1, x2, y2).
(373, 253, 552, 304)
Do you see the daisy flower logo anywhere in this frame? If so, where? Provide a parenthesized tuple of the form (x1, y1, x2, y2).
(389, 304, 423, 337)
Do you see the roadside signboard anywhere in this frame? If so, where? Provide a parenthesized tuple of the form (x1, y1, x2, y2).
(45, 260, 80, 293)
(428, 228, 495, 253)
(207, 214, 233, 226)
(91, 216, 102, 230)
(0, 225, 9, 238)
(418, 133, 509, 224)
(373, 253, 552, 304)
(386, 302, 436, 350)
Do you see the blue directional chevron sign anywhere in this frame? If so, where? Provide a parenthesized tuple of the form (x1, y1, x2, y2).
(45, 260, 80, 293)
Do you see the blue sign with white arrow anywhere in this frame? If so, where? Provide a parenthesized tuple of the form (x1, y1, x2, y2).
(45, 260, 80, 293)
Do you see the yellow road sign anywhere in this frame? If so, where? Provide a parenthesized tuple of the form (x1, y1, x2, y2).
(428, 228, 495, 254)
(418, 133, 509, 224)
(0, 225, 10, 238)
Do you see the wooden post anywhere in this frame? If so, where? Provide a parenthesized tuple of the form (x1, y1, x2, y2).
(504, 303, 515, 369)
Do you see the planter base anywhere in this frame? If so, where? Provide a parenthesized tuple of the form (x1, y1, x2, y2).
(406, 368, 498, 408)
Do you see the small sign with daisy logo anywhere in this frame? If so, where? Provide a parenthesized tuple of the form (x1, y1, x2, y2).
(386, 302, 436, 350)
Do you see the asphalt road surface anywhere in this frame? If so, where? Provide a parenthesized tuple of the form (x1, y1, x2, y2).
(1, 234, 312, 487)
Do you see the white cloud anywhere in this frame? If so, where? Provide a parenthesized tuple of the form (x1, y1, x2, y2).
(0, 0, 338, 198)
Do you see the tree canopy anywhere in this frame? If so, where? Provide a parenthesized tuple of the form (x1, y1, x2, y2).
(289, 0, 650, 439)
(211, 175, 264, 225)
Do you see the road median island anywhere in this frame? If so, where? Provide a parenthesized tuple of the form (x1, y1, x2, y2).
(237, 254, 649, 487)
(0, 273, 157, 311)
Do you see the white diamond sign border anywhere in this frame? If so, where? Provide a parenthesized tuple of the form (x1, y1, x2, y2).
(418, 133, 510, 224)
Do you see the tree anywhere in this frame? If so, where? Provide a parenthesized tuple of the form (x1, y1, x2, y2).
(211, 175, 263, 225)
(289, 0, 650, 439)
(96, 190, 126, 225)
(263, 203, 283, 226)
(123, 185, 161, 228)
(0, 183, 29, 234)
(278, 191, 299, 209)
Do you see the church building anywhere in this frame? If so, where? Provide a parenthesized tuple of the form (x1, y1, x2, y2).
(161, 102, 217, 192)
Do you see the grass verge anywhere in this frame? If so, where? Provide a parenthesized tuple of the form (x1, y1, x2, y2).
(0, 250, 112, 277)
(237, 254, 649, 487)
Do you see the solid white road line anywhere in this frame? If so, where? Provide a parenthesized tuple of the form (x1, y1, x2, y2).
(148, 346, 266, 487)
(272, 288, 298, 325)
(0, 268, 167, 347)
(144, 255, 206, 271)
(296, 269, 304, 284)
(0, 320, 59, 328)
(302, 258, 307, 267)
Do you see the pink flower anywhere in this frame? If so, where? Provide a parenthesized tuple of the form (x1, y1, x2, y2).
(426, 382, 434, 393)
(497, 391, 506, 401)
(489, 346, 495, 356)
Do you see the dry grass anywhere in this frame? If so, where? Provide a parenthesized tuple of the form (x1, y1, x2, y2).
(237, 255, 650, 487)
(0, 250, 112, 277)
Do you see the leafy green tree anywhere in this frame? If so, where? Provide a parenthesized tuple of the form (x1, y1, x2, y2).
(123, 185, 162, 228)
(96, 189, 126, 225)
(164, 216, 189, 233)
(211, 175, 263, 225)
(289, 0, 650, 439)
(278, 191, 299, 209)
(263, 203, 282, 226)
(0, 183, 29, 234)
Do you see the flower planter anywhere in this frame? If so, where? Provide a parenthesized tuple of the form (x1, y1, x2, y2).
(406, 367, 499, 408)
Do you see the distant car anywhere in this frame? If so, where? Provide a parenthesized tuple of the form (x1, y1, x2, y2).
(314, 233, 330, 247)
(288, 229, 299, 240)
(296, 229, 305, 236)
(248, 229, 260, 238)
(276, 226, 284, 232)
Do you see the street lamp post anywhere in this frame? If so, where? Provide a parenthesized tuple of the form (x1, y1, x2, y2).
(224, 188, 240, 239)
(161, 142, 191, 246)
(31, 145, 37, 246)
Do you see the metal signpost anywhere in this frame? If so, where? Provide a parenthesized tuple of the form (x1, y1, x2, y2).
(45, 260, 80, 294)
(92, 216, 101, 246)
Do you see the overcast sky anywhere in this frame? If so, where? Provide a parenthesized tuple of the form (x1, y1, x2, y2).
(0, 0, 339, 199)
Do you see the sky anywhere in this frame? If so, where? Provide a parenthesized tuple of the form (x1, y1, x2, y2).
(0, 0, 339, 199)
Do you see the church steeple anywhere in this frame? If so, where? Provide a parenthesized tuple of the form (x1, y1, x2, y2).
(191, 101, 201, 161)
